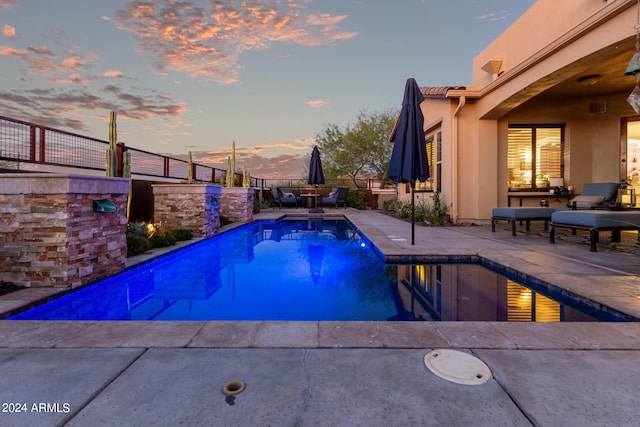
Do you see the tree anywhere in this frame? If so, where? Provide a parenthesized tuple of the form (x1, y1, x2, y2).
(315, 110, 398, 187)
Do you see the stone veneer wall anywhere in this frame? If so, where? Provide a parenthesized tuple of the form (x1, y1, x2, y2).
(0, 174, 129, 288)
(220, 187, 254, 223)
(152, 184, 221, 237)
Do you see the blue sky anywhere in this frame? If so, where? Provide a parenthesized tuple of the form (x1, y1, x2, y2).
(0, 0, 536, 178)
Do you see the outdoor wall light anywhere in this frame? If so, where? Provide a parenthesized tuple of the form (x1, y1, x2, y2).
(93, 199, 116, 213)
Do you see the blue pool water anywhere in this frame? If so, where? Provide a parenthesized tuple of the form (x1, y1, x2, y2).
(8, 218, 627, 322)
(11, 219, 397, 321)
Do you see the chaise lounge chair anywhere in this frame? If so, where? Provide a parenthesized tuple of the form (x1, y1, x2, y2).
(491, 207, 556, 236)
(549, 210, 640, 251)
(491, 182, 621, 236)
(567, 182, 620, 210)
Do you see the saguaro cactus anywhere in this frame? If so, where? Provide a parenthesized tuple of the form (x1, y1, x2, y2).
(105, 111, 118, 176)
(225, 156, 233, 188)
(242, 165, 250, 188)
(123, 150, 132, 220)
(106, 111, 117, 177)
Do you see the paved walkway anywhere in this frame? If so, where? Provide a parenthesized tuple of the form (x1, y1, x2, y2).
(1, 209, 639, 426)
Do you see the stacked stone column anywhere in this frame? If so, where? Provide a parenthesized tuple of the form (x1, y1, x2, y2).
(152, 184, 222, 237)
(220, 187, 254, 223)
(0, 174, 129, 288)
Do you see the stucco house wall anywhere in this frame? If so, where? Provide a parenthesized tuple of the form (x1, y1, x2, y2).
(405, 0, 639, 223)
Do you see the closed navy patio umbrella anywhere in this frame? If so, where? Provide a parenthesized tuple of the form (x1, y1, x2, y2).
(387, 78, 430, 245)
(308, 146, 325, 213)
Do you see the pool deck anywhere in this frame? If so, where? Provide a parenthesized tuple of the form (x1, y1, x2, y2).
(1, 209, 639, 426)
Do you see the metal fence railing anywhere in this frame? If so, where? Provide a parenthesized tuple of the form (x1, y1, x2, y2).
(0, 115, 266, 188)
(0, 115, 391, 191)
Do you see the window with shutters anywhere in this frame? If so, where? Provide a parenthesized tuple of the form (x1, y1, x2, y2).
(507, 125, 564, 190)
(412, 134, 436, 192)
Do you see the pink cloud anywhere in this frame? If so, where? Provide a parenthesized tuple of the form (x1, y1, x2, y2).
(0, 45, 26, 56)
(477, 10, 508, 22)
(103, 69, 123, 78)
(1, 41, 96, 77)
(192, 150, 303, 179)
(306, 99, 328, 108)
(0, 16, 190, 145)
(0, 82, 187, 134)
(113, 0, 358, 83)
(0, 0, 18, 9)
(51, 74, 90, 85)
(22, 50, 96, 75)
(252, 140, 312, 152)
(3, 24, 15, 38)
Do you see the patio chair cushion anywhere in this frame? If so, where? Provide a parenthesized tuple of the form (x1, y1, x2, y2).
(568, 182, 620, 209)
(549, 210, 640, 251)
(491, 207, 556, 236)
(321, 186, 349, 207)
(569, 195, 604, 209)
(492, 207, 556, 220)
(580, 182, 619, 202)
(278, 188, 302, 201)
(551, 210, 640, 228)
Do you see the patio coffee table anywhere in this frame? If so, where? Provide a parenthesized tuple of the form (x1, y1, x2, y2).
(301, 193, 321, 209)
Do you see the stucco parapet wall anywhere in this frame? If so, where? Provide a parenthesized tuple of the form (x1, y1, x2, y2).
(152, 183, 222, 196)
(0, 173, 129, 195)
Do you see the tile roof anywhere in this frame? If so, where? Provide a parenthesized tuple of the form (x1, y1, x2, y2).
(420, 86, 466, 98)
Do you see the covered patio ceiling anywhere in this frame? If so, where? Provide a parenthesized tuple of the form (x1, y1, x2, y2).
(480, 35, 638, 120)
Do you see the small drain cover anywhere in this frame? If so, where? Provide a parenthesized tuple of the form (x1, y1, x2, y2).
(424, 349, 492, 385)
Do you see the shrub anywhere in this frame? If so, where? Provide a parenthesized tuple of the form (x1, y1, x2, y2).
(399, 203, 412, 219)
(425, 192, 449, 225)
(148, 231, 177, 248)
(127, 222, 149, 238)
(414, 202, 427, 223)
(386, 193, 450, 225)
(383, 197, 402, 212)
(346, 188, 366, 210)
(170, 229, 193, 241)
(126, 234, 150, 257)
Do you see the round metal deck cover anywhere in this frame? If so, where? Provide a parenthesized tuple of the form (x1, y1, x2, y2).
(424, 349, 492, 385)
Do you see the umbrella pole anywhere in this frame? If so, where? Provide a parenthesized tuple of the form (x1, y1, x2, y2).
(411, 181, 415, 245)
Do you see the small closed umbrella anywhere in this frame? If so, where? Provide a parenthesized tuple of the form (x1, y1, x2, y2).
(388, 78, 430, 245)
(308, 146, 325, 213)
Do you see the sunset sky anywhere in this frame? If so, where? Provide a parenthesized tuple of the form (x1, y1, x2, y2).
(0, 0, 536, 178)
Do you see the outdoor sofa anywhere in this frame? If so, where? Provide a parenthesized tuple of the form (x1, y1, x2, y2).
(549, 210, 640, 251)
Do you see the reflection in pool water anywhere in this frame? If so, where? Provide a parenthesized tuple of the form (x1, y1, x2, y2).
(8, 219, 623, 322)
(394, 264, 606, 321)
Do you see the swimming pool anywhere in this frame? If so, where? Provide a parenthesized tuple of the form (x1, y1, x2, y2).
(7, 218, 626, 321)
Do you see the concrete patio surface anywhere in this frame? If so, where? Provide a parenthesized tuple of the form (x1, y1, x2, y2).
(1, 209, 639, 426)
